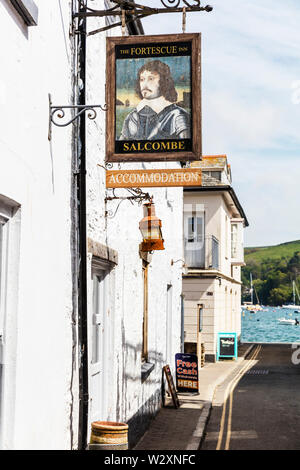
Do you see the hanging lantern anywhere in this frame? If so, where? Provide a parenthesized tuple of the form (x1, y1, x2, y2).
(139, 201, 164, 251)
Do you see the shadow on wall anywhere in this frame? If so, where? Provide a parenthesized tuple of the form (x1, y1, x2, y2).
(127, 388, 162, 449)
(118, 338, 169, 448)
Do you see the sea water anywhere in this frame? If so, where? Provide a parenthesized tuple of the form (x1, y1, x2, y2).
(241, 307, 300, 343)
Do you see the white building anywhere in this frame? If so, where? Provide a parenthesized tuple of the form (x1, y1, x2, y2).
(0, 1, 184, 450)
(183, 155, 248, 362)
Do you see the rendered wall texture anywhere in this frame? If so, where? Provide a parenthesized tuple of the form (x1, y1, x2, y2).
(85, 0, 184, 446)
(0, 1, 75, 449)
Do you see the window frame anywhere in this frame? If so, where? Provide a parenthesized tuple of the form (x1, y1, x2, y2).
(10, 0, 38, 26)
(0, 216, 9, 338)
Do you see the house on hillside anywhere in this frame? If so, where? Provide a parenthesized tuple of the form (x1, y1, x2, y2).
(183, 155, 249, 362)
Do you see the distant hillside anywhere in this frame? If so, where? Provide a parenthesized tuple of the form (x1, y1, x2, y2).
(242, 240, 300, 306)
(245, 240, 300, 263)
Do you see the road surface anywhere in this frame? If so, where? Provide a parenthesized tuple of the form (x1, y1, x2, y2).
(201, 343, 300, 450)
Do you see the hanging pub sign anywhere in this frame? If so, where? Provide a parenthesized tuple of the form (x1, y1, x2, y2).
(106, 33, 201, 163)
(217, 333, 238, 361)
(175, 353, 199, 393)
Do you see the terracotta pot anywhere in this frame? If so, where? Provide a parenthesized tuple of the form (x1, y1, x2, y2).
(89, 421, 128, 450)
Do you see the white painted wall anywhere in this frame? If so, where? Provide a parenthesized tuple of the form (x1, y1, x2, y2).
(85, 3, 183, 443)
(0, 0, 184, 449)
(0, 1, 75, 449)
(183, 188, 245, 358)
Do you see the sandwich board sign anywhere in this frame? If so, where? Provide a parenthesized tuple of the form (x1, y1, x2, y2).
(217, 333, 238, 361)
(163, 365, 180, 408)
(175, 353, 199, 393)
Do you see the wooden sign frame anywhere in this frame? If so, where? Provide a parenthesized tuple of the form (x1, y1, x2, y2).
(163, 365, 180, 409)
(106, 33, 201, 163)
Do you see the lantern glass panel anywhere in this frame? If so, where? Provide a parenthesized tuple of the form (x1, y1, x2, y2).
(141, 226, 161, 240)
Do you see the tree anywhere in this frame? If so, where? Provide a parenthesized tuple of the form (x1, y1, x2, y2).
(268, 287, 290, 306)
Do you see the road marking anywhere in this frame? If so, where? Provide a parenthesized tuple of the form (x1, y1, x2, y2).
(225, 345, 261, 450)
(207, 430, 258, 441)
(216, 345, 261, 450)
(246, 369, 269, 374)
(216, 346, 260, 450)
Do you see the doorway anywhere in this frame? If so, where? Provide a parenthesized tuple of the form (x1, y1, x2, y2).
(89, 259, 114, 429)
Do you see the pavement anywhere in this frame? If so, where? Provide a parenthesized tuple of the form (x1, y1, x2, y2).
(133, 342, 255, 450)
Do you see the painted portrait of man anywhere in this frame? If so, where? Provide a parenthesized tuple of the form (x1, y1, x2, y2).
(118, 60, 191, 141)
(107, 34, 201, 161)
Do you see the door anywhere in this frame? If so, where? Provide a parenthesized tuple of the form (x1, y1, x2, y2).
(0, 216, 9, 446)
(90, 268, 109, 424)
(184, 211, 205, 268)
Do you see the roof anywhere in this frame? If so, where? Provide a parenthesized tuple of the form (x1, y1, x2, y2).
(184, 185, 249, 227)
(185, 155, 248, 225)
(191, 155, 228, 170)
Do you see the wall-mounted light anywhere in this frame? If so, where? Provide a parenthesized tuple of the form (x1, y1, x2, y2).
(139, 201, 164, 252)
(171, 259, 188, 275)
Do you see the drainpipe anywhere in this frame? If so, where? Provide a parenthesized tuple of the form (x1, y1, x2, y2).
(180, 293, 185, 353)
(76, 0, 89, 451)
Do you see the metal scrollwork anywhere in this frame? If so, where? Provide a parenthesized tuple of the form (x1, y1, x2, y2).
(73, 0, 213, 36)
(105, 187, 152, 218)
(161, 0, 201, 8)
(97, 162, 113, 171)
(50, 104, 107, 128)
(48, 94, 108, 139)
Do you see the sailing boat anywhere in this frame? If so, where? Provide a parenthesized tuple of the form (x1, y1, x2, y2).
(282, 281, 300, 311)
(242, 273, 263, 312)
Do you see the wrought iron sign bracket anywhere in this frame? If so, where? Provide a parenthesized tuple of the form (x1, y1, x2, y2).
(105, 187, 152, 218)
(48, 93, 107, 140)
(74, 0, 213, 36)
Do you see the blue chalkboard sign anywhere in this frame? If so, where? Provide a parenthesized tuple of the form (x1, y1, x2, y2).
(217, 333, 238, 360)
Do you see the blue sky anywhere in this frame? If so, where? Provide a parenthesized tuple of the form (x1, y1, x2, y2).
(142, 0, 300, 247)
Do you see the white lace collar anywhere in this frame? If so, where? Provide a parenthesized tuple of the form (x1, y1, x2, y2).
(136, 96, 173, 114)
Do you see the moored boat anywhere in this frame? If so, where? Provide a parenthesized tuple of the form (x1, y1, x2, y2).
(278, 317, 299, 325)
(282, 281, 300, 310)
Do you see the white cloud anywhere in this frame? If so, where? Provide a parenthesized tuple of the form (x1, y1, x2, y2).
(204, 92, 282, 151)
(232, 156, 300, 246)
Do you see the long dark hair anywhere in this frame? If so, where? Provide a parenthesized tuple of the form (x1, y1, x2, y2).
(135, 60, 178, 102)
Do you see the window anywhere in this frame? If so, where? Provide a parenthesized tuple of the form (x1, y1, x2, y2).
(187, 214, 204, 243)
(230, 220, 244, 264)
(0, 217, 8, 339)
(0, 199, 21, 449)
(225, 215, 229, 259)
(202, 171, 221, 181)
(10, 0, 38, 26)
(231, 223, 238, 259)
(184, 211, 205, 268)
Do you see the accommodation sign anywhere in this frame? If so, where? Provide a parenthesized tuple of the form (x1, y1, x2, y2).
(106, 168, 201, 188)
